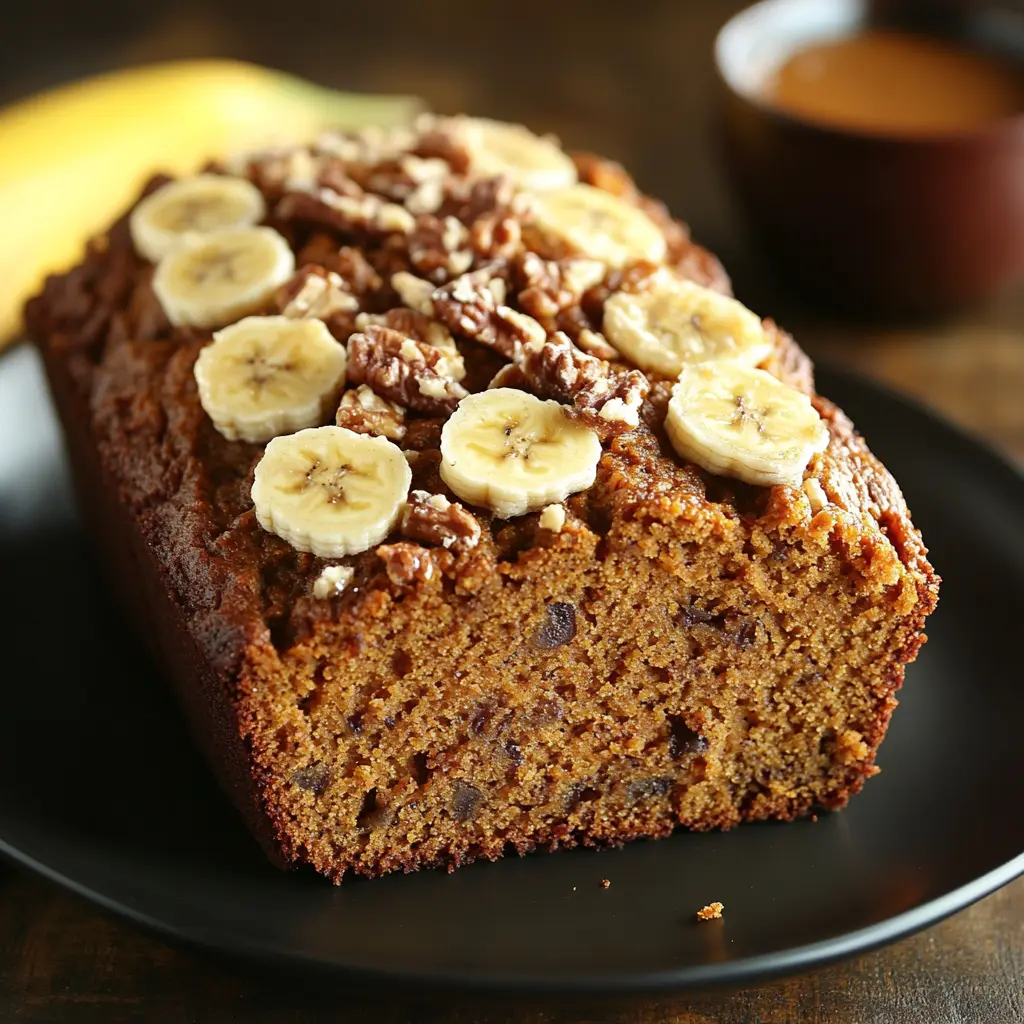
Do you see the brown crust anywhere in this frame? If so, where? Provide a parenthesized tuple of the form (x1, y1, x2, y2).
(25, 126, 938, 882)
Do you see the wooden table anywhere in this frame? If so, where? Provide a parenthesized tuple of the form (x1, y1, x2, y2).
(3, 1, 1024, 1020)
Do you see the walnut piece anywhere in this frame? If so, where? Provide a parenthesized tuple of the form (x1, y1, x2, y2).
(313, 565, 355, 599)
(278, 186, 415, 237)
(515, 252, 606, 343)
(434, 266, 646, 435)
(517, 252, 604, 313)
(332, 246, 384, 297)
(401, 490, 482, 552)
(399, 158, 448, 217)
(291, 238, 383, 300)
(376, 542, 437, 587)
(520, 332, 648, 436)
(432, 264, 536, 360)
(355, 307, 464, 380)
(314, 123, 421, 165)
(471, 214, 522, 261)
(415, 120, 473, 174)
(275, 265, 358, 320)
(404, 214, 474, 281)
(237, 146, 328, 199)
(271, 264, 360, 341)
(538, 504, 566, 532)
(803, 477, 828, 514)
(347, 325, 468, 414)
(391, 271, 436, 315)
(449, 177, 529, 262)
(335, 385, 406, 440)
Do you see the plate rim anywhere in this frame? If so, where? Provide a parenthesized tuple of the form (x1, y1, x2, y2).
(3, 359, 1024, 994)
(4, 837, 1023, 994)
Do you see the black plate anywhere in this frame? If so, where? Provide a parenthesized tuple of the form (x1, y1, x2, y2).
(2, 344, 1023, 995)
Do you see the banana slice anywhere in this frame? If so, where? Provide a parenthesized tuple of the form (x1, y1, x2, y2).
(531, 184, 666, 267)
(603, 276, 774, 377)
(451, 117, 577, 191)
(153, 226, 295, 328)
(252, 426, 411, 557)
(665, 363, 829, 488)
(440, 388, 601, 518)
(130, 174, 266, 262)
(194, 315, 346, 442)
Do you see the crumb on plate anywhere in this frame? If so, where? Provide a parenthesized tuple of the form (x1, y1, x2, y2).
(697, 901, 724, 921)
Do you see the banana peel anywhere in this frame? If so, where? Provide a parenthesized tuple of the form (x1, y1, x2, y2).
(0, 59, 424, 347)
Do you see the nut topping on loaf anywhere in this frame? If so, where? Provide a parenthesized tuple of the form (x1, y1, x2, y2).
(26, 112, 939, 882)
(130, 117, 828, 544)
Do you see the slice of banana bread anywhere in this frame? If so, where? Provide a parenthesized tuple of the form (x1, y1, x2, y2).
(26, 115, 938, 881)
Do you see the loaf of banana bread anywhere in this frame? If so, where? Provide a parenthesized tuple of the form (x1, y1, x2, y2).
(26, 115, 938, 881)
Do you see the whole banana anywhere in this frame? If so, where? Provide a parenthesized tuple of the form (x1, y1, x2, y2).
(0, 59, 423, 347)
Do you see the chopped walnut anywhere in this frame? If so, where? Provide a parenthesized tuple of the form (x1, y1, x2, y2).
(405, 176, 446, 216)
(391, 271, 435, 315)
(355, 308, 465, 381)
(279, 149, 323, 193)
(445, 175, 517, 222)
(236, 146, 328, 198)
(441, 216, 468, 253)
(313, 564, 355, 599)
(443, 177, 529, 262)
(520, 331, 648, 436)
(334, 247, 384, 296)
(402, 214, 474, 281)
(402, 154, 452, 184)
(538, 504, 566, 532)
(292, 237, 383, 300)
(275, 265, 358, 320)
(314, 123, 421, 165)
(471, 213, 523, 260)
(277, 186, 415, 237)
(517, 252, 605, 310)
(803, 477, 828, 514)
(496, 305, 546, 347)
(515, 252, 605, 341)
(433, 267, 646, 434)
(431, 264, 534, 359)
(335, 385, 406, 440)
(347, 325, 468, 414)
(401, 490, 482, 552)
(415, 121, 474, 174)
(350, 152, 450, 211)
(377, 542, 437, 587)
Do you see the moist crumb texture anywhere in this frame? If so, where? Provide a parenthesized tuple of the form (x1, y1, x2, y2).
(26, 115, 939, 882)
